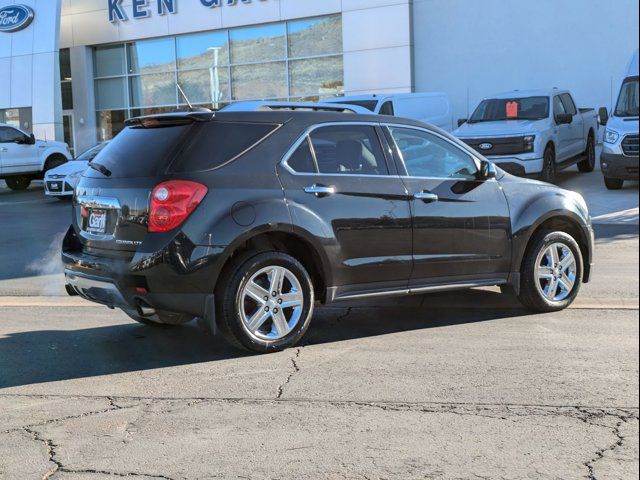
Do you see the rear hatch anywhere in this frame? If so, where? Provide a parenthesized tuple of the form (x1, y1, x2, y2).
(74, 113, 280, 256)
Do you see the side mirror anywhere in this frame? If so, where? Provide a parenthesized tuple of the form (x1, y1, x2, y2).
(598, 107, 609, 126)
(457, 118, 468, 128)
(28, 133, 36, 145)
(480, 160, 497, 179)
(555, 113, 573, 125)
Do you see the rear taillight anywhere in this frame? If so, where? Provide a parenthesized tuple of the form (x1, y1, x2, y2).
(149, 180, 208, 233)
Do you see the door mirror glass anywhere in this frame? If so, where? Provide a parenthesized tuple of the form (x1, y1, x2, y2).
(480, 160, 497, 179)
(598, 107, 609, 126)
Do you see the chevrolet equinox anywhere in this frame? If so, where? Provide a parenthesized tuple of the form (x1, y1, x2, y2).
(63, 110, 594, 353)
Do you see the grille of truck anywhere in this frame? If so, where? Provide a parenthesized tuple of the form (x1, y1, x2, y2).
(461, 137, 527, 156)
(621, 135, 639, 156)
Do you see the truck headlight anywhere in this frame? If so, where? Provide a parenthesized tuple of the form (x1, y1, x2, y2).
(604, 129, 620, 144)
(523, 135, 536, 152)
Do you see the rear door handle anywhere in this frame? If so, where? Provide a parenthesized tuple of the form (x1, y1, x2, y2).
(0, 148, 7, 152)
(414, 191, 439, 203)
(304, 185, 336, 197)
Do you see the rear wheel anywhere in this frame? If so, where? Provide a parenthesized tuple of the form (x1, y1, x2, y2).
(577, 135, 596, 173)
(216, 251, 314, 353)
(4, 176, 32, 191)
(518, 231, 583, 312)
(540, 146, 556, 184)
(604, 177, 624, 190)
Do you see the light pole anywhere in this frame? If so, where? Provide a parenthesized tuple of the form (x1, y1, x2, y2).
(207, 47, 222, 109)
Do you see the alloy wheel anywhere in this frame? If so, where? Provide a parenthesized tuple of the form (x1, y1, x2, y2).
(535, 242, 577, 302)
(238, 265, 305, 341)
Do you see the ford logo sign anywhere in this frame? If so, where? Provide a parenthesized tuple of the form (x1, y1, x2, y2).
(0, 5, 34, 33)
(479, 143, 493, 150)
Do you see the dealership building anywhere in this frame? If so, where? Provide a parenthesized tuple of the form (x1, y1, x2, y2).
(1, 0, 638, 154)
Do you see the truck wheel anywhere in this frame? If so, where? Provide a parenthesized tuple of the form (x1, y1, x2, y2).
(540, 147, 556, 184)
(216, 251, 314, 353)
(577, 135, 596, 173)
(4, 176, 32, 191)
(604, 177, 624, 190)
(518, 230, 583, 312)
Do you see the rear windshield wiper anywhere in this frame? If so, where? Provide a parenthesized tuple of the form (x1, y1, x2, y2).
(88, 162, 112, 177)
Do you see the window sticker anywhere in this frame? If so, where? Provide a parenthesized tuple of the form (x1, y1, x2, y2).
(506, 101, 519, 119)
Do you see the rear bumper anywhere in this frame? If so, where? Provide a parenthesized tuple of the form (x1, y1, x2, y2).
(62, 226, 217, 318)
(601, 152, 639, 180)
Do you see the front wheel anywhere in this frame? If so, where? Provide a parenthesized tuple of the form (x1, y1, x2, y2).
(604, 177, 624, 190)
(518, 231, 583, 312)
(4, 176, 32, 191)
(216, 251, 315, 353)
(540, 147, 556, 184)
(577, 135, 596, 173)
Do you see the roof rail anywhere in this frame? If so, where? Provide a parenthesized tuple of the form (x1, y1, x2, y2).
(221, 101, 370, 114)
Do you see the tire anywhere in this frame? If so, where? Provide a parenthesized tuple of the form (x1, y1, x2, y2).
(604, 177, 624, 190)
(5, 176, 32, 191)
(540, 146, 556, 184)
(125, 310, 194, 327)
(44, 155, 67, 173)
(518, 230, 583, 312)
(577, 135, 596, 173)
(216, 251, 315, 353)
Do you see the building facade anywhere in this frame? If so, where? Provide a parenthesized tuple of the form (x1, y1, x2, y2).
(1, 0, 637, 154)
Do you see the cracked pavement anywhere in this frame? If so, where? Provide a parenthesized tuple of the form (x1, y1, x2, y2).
(1, 174, 639, 479)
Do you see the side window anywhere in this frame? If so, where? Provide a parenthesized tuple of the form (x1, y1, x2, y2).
(560, 93, 577, 115)
(0, 127, 24, 143)
(309, 125, 389, 176)
(379, 101, 395, 116)
(287, 138, 317, 173)
(389, 127, 478, 180)
(553, 96, 566, 116)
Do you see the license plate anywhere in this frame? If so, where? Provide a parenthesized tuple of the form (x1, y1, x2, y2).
(87, 210, 107, 234)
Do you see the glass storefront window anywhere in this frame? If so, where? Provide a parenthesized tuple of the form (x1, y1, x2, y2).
(60, 48, 72, 81)
(62, 82, 74, 110)
(127, 38, 176, 74)
(289, 56, 344, 98)
(288, 16, 343, 58)
(95, 78, 127, 110)
(94, 45, 126, 77)
(230, 23, 286, 64)
(177, 30, 230, 70)
(129, 73, 177, 107)
(178, 68, 231, 106)
(97, 110, 127, 142)
(231, 62, 287, 100)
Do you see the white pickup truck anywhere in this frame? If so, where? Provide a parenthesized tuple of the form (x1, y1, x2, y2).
(0, 123, 72, 190)
(454, 89, 600, 182)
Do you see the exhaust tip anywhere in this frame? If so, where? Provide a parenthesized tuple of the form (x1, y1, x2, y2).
(65, 284, 79, 297)
(136, 300, 157, 318)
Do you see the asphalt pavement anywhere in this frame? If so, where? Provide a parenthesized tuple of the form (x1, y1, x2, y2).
(0, 166, 638, 479)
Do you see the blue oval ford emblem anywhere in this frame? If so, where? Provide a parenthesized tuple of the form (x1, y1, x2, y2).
(479, 143, 493, 150)
(0, 5, 34, 33)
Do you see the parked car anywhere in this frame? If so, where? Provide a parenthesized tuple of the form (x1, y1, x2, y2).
(325, 92, 453, 131)
(598, 50, 639, 190)
(0, 124, 72, 190)
(454, 89, 600, 183)
(63, 110, 594, 353)
(44, 143, 109, 198)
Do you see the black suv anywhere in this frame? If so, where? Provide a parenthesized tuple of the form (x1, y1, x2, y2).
(63, 110, 594, 353)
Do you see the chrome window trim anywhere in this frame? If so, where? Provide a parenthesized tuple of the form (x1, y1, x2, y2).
(280, 121, 394, 178)
(382, 123, 487, 181)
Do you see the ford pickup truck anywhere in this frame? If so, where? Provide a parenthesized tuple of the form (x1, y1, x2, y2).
(454, 89, 600, 183)
(0, 123, 72, 190)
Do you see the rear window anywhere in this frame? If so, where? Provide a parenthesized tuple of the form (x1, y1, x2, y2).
(84, 121, 279, 178)
(169, 122, 280, 173)
(84, 125, 191, 178)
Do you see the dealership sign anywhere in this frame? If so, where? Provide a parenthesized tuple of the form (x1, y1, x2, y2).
(109, 0, 267, 23)
(0, 4, 34, 32)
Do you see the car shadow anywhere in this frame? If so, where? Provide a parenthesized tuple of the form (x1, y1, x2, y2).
(0, 290, 530, 389)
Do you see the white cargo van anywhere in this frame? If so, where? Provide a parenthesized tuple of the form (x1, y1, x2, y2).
(325, 93, 453, 131)
(599, 50, 639, 189)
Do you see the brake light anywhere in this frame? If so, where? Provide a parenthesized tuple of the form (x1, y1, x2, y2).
(149, 180, 208, 233)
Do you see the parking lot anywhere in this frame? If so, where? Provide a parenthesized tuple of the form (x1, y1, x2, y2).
(0, 166, 638, 479)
